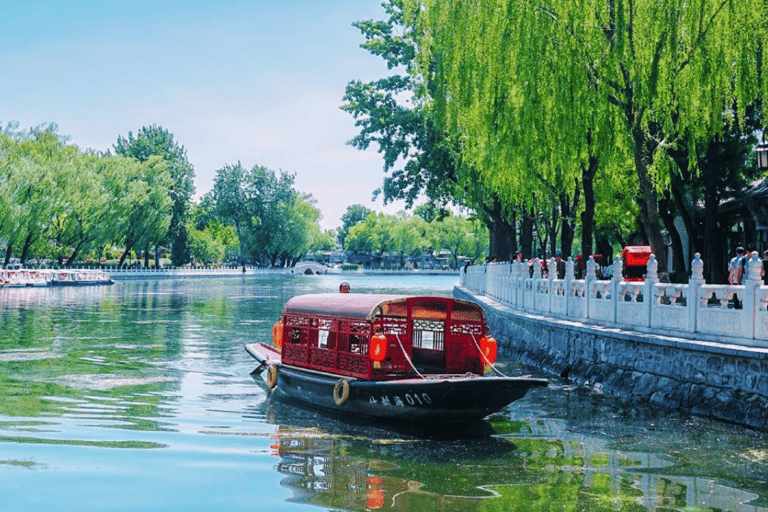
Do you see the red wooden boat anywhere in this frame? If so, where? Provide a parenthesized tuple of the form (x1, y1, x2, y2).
(246, 293, 546, 422)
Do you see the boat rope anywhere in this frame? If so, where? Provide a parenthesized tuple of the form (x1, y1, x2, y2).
(471, 333, 507, 377)
(394, 334, 425, 380)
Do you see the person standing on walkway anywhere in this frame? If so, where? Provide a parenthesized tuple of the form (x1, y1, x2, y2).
(728, 246, 747, 285)
(763, 250, 768, 285)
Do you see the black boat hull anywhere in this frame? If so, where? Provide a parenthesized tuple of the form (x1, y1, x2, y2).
(246, 343, 547, 422)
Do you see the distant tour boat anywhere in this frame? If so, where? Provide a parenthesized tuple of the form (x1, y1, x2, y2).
(49, 270, 114, 286)
(246, 293, 547, 422)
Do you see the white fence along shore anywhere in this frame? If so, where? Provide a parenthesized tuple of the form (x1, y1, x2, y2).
(461, 253, 768, 348)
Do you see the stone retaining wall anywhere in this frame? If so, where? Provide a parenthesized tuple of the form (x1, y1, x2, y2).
(455, 285, 768, 431)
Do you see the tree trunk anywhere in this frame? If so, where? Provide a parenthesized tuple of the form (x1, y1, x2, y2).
(508, 208, 518, 256)
(659, 193, 685, 274)
(671, 179, 701, 257)
(704, 160, 724, 283)
(484, 197, 514, 261)
(595, 233, 613, 262)
(67, 241, 86, 268)
(560, 179, 579, 258)
(633, 127, 668, 274)
(19, 232, 35, 266)
(118, 247, 131, 268)
(4, 245, 12, 268)
(549, 204, 559, 257)
(580, 154, 598, 260)
(520, 210, 534, 260)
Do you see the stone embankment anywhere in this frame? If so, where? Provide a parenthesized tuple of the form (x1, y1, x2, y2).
(455, 285, 768, 431)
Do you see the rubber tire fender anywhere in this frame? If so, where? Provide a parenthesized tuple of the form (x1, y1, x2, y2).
(265, 365, 279, 389)
(333, 379, 350, 406)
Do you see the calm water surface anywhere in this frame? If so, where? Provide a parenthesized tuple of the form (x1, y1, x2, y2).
(0, 274, 766, 512)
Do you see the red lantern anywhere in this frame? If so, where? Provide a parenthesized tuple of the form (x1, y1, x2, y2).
(370, 333, 387, 362)
(273, 321, 284, 351)
(479, 335, 497, 364)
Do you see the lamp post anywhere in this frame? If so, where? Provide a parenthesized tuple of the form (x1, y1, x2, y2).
(755, 139, 768, 170)
(753, 137, 768, 250)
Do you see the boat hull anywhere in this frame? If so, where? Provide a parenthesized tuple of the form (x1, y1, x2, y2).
(246, 343, 547, 422)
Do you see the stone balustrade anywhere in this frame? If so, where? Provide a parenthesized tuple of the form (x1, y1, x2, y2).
(458, 252, 768, 430)
(462, 252, 768, 348)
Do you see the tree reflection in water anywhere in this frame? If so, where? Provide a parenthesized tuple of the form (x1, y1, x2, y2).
(262, 385, 768, 512)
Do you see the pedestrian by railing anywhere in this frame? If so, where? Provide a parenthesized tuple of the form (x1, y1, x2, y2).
(461, 252, 768, 347)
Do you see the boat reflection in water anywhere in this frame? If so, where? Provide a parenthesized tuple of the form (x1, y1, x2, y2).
(262, 397, 768, 512)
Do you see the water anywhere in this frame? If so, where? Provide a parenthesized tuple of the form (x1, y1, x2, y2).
(0, 274, 766, 512)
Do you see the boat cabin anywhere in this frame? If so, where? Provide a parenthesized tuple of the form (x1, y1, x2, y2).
(274, 294, 496, 381)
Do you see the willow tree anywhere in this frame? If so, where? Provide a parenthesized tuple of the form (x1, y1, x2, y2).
(412, 0, 631, 261)
(343, 0, 522, 261)
(411, 0, 765, 271)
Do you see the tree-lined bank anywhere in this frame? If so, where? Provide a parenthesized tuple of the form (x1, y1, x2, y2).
(344, 0, 767, 283)
(0, 122, 485, 270)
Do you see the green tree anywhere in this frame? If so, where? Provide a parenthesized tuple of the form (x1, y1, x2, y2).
(339, 204, 373, 246)
(111, 156, 173, 268)
(52, 151, 115, 266)
(212, 162, 251, 263)
(342, 2, 464, 218)
(0, 125, 71, 266)
(345, 212, 396, 262)
(344, 0, 532, 261)
(414, 0, 765, 272)
(270, 194, 322, 267)
(245, 166, 298, 265)
(390, 212, 431, 267)
(433, 214, 487, 267)
(188, 198, 239, 266)
(212, 163, 322, 266)
(114, 125, 195, 266)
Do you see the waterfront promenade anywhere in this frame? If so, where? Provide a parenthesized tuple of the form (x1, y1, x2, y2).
(458, 253, 768, 430)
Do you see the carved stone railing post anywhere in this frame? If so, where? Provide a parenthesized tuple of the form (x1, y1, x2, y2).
(586, 256, 597, 320)
(644, 254, 659, 328)
(565, 256, 574, 316)
(565, 256, 575, 280)
(532, 258, 542, 312)
(611, 256, 623, 324)
(744, 252, 762, 339)
(547, 256, 557, 314)
(688, 253, 705, 332)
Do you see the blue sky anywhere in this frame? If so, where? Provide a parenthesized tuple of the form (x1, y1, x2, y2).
(0, 0, 403, 229)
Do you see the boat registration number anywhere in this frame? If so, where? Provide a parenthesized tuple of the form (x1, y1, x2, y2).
(368, 392, 432, 407)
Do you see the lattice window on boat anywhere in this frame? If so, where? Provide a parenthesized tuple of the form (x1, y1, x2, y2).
(336, 320, 369, 353)
(287, 327, 304, 345)
(312, 318, 333, 348)
(284, 315, 310, 328)
(377, 319, 407, 336)
(412, 319, 444, 350)
(450, 322, 483, 337)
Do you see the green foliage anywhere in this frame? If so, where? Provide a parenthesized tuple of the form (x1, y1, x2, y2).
(0, 125, 173, 267)
(339, 204, 373, 246)
(342, 0, 463, 210)
(344, 209, 485, 267)
(114, 124, 196, 266)
(211, 163, 325, 266)
(411, 0, 767, 268)
(433, 214, 488, 265)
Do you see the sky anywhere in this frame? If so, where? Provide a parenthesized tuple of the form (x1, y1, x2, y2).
(0, 0, 408, 230)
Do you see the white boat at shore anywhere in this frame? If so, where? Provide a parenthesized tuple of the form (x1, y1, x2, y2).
(0, 269, 113, 287)
(48, 270, 114, 286)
